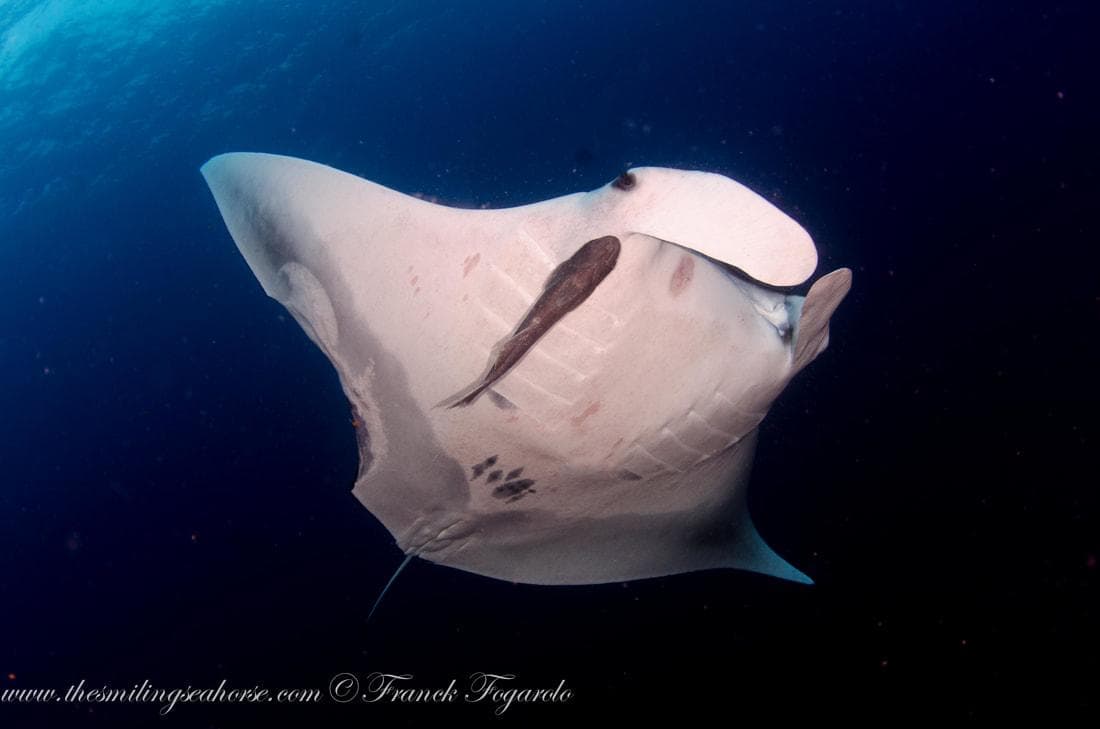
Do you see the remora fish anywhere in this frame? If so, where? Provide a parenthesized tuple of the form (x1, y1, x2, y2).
(444, 235, 621, 408)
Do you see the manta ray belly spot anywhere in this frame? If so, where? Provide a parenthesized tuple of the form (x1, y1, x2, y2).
(669, 254, 695, 296)
(446, 235, 621, 408)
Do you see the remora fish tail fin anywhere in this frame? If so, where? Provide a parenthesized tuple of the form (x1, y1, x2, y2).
(438, 382, 490, 409)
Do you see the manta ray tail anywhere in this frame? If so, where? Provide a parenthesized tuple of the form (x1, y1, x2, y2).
(367, 552, 416, 623)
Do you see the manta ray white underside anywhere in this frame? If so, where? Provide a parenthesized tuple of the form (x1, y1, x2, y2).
(202, 153, 851, 586)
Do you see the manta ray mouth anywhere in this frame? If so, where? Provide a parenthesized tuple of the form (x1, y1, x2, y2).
(689, 245, 802, 341)
(713, 257, 807, 295)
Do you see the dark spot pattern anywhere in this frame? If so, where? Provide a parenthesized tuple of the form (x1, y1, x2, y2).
(470, 454, 499, 480)
(619, 469, 643, 481)
(469, 456, 537, 503)
(493, 479, 536, 503)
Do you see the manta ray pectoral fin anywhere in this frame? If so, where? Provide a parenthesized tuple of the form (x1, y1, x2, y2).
(790, 268, 852, 373)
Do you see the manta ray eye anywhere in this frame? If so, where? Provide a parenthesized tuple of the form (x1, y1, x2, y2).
(612, 171, 636, 191)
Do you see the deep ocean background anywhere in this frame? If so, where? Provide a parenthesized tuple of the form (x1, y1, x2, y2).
(1, 0, 1096, 725)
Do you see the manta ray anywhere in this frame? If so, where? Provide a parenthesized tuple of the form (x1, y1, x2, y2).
(201, 153, 851, 598)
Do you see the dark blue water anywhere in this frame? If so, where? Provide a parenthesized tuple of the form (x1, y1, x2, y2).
(1, 1, 1096, 724)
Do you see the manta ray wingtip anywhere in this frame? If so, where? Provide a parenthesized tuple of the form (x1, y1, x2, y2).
(729, 511, 815, 585)
(739, 550, 814, 585)
(786, 568, 814, 586)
